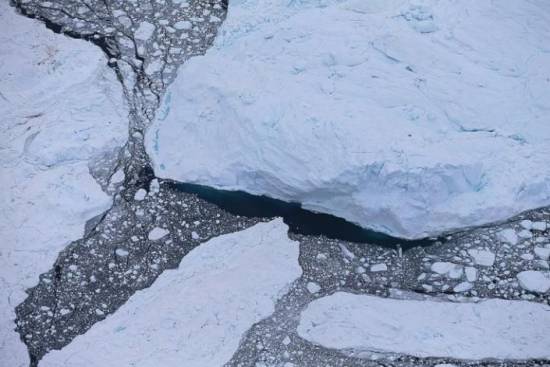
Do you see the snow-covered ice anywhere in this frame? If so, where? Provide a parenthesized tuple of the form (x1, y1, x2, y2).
(370, 263, 387, 272)
(148, 227, 170, 241)
(41, 219, 301, 367)
(467, 249, 495, 267)
(134, 188, 147, 201)
(298, 292, 550, 360)
(306, 281, 321, 294)
(465, 266, 477, 282)
(534, 246, 550, 261)
(431, 262, 462, 278)
(453, 281, 472, 293)
(0, 3, 127, 365)
(516, 271, 550, 294)
(147, 0, 550, 239)
(498, 229, 519, 245)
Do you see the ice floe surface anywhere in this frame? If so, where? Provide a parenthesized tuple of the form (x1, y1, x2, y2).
(41, 219, 301, 367)
(298, 292, 550, 360)
(0, 3, 127, 365)
(148, 0, 550, 238)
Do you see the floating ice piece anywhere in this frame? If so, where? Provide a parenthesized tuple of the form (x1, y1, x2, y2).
(465, 267, 478, 282)
(431, 262, 462, 279)
(532, 221, 547, 231)
(148, 227, 170, 241)
(0, 2, 127, 365)
(517, 271, 550, 293)
(306, 282, 321, 294)
(134, 189, 147, 201)
(148, 0, 550, 239)
(534, 247, 550, 261)
(518, 229, 533, 239)
(135, 21, 155, 41)
(41, 220, 301, 366)
(468, 249, 495, 267)
(298, 292, 550, 359)
(453, 281, 472, 293)
(174, 20, 192, 30)
(370, 263, 387, 272)
(520, 220, 533, 229)
(110, 169, 125, 184)
(497, 229, 518, 245)
(115, 248, 129, 257)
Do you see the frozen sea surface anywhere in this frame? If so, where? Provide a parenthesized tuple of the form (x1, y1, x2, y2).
(41, 219, 301, 367)
(148, 0, 550, 238)
(0, 2, 127, 365)
(298, 292, 550, 360)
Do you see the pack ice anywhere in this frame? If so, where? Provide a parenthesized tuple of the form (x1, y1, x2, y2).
(147, 0, 550, 238)
(0, 3, 127, 365)
(41, 220, 301, 367)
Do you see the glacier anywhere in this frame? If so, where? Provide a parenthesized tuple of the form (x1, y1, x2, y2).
(147, 0, 550, 239)
(0, 2, 127, 365)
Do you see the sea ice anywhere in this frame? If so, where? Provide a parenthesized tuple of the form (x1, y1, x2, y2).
(467, 249, 495, 267)
(148, 227, 170, 241)
(0, 2, 127, 365)
(147, 0, 550, 239)
(298, 292, 550, 359)
(41, 220, 301, 367)
(517, 271, 550, 294)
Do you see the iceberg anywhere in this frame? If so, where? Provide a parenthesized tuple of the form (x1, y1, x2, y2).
(147, 0, 550, 238)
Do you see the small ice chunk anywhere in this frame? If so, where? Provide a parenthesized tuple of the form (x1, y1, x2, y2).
(431, 262, 455, 274)
(521, 253, 535, 261)
(468, 249, 495, 267)
(517, 271, 550, 293)
(534, 247, 550, 261)
(111, 169, 125, 184)
(306, 282, 321, 294)
(465, 267, 477, 282)
(520, 220, 533, 229)
(149, 179, 160, 194)
(282, 336, 291, 345)
(148, 227, 169, 241)
(339, 244, 355, 259)
(135, 21, 155, 40)
(174, 20, 192, 30)
(115, 248, 129, 257)
(134, 189, 147, 201)
(370, 263, 387, 272)
(453, 282, 473, 293)
(69, 264, 78, 271)
(191, 231, 200, 240)
(497, 229, 518, 245)
(532, 221, 547, 231)
(518, 229, 533, 239)
(431, 262, 462, 279)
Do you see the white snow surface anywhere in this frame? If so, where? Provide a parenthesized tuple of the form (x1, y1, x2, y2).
(147, 0, 550, 239)
(298, 292, 550, 360)
(41, 219, 301, 367)
(0, 3, 127, 365)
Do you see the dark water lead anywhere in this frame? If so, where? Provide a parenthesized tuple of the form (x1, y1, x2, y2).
(168, 181, 443, 250)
